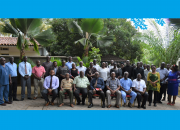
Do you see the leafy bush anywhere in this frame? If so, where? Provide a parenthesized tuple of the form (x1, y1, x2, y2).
(89, 47, 102, 65)
(77, 56, 93, 68)
(50, 57, 62, 66)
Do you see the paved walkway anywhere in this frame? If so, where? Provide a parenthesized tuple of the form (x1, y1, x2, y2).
(1, 95, 180, 110)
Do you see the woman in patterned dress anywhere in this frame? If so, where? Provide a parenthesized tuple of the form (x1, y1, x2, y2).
(147, 65, 160, 107)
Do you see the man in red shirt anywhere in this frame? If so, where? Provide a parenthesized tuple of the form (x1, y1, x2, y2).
(32, 60, 46, 100)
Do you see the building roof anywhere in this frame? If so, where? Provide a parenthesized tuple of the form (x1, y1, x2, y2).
(101, 54, 126, 62)
(0, 37, 40, 46)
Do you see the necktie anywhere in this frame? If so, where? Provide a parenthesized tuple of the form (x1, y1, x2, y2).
(94, 79, 98, 88)
(25, 63, 27, 74)
(50, 76, 53, 89)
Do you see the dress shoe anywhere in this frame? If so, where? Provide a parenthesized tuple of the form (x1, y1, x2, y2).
(82, 102, 85, 105)
(45, 102, 50, 106)
(141, 105, 146, 109)
(128, 102, 132, 108)
(123, 103, 126, 107)
(21, 98, 24, 101)
(28, 97, 32, 100)
(114, 104, 119, 108)
(33, 97, 37, 100)
(5, 101, 12, 104)
(107, 105, 111, 108)
(70, 104, 74, 107)
(0, 103, 6, 106)
(137, 105, 141, 109)
(13, 99, 19, 101)
(88, 103, 93, 108)
(158, 101, 162, 104)
(77, 102, 80, 105)
(154, 103, 157, 107)
(102, 103, 105, 108)
(51, 102, 55, 106)
(148, 103, 151, 106)
(59, 103, 64, 107)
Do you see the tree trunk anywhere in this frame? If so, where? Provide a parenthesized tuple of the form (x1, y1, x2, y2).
(84, 45, 89, 57)
(20, 44, 25, 61)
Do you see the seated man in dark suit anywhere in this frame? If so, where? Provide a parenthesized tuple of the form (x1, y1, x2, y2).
(88, 72, 105, 108)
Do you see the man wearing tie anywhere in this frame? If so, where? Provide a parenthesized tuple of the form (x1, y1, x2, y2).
(41, 69, 59, 106)
(18, 56, 32, 101)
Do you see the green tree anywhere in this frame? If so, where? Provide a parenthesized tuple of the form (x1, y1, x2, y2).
(48, 19, 84, 56)
(0, 19, 54, 60)
(68, 19, 114, 57)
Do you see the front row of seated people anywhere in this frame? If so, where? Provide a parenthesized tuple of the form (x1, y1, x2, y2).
(41, 69, 148, 109)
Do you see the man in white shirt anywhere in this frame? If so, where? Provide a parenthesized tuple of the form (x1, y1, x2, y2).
(76, 61, 87, 76)
(132, 73, 148, 109)
(93, 59, 100, 71)
(108, 60, 114, 70)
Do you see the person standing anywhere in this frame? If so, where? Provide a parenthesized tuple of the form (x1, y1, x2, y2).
(143, 64, 147, 70)
(76, 61, 87, 76)
(70, 63, 79, 79)
(167, 65, 180, 106)
(132, 73, 148, 109)
(156, 62, 169, 103)
(6, 57, 19, 102)
(42, 56, 53, 78)
(52, 61, 58, 75)
(0, 57, 12, 106)
(88, 72, 105, 108)
(32, 60, 46, 100)
(65, 56, 74, 70)
(86, 62, 97, 82)
(93, 59, 100, 71)
(73, 71, 90, 105)
(59, 73, 74, 107)
(41, 69, 59, 106)
(18, 56, 32, 101)
(120, 72, 137, 108)
(133, 62, 145, 79)
(105, 62, 109, 68)
(147, 65, 160, 107)
(144, 64, 151, 84)
(106, 72, 121, 108)
(56, 60, 70, 92)
(140, 61, 144, 69)
(108, 60, 114, 70)
(110, 62, 122, 79)
(122, 60, 134, 79)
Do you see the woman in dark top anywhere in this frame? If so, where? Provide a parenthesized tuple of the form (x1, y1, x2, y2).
(70, 63, 79, 79)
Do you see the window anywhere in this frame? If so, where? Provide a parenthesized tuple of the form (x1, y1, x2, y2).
(1, 54, 9, 55)
(0, 47, 9, 50)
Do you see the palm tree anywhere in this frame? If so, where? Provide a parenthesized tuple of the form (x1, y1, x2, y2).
(0, 19, 54, 60)
(68, 19, 114, 56)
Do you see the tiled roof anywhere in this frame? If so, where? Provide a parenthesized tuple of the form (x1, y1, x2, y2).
(0, 37, 40, 46)
(101, 54, 126, 62)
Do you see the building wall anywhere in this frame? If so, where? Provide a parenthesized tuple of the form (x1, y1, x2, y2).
(0, 46, 40, 56)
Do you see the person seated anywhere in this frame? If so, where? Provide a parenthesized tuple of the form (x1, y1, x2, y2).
(106, 72, 121, 108)
(41, 69, 59, 106)
(73, 71, 90, 105)
(88, 72, 105, 108)
(120, 72, 137, 108)
(59, 73, 74, 107)
(132, 73, 148, 109)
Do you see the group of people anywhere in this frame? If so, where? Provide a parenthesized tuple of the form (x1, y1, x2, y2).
(0, 56, 179, 109)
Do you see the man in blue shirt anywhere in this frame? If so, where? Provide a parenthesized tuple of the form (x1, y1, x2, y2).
(120, 72, 137, 108)
(18, 56, 32, 101)
(65, 56, 74, 70)
(0, 57, 12, 106)
(6, 57, 19, 102)
(88, 72, 105, 108)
